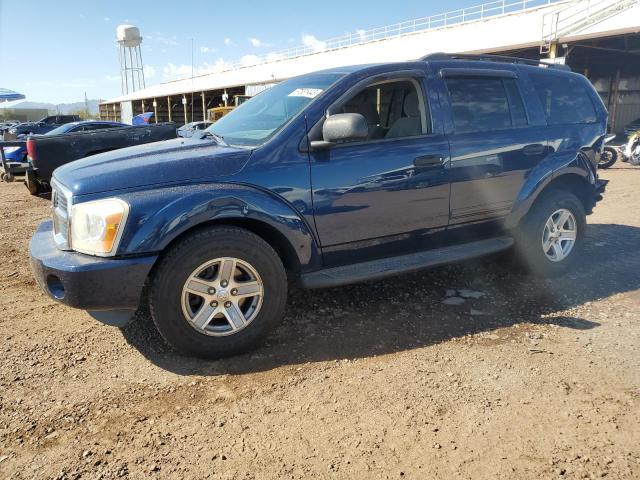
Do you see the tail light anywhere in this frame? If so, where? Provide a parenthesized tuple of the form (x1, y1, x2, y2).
(26, 138, 36, 161)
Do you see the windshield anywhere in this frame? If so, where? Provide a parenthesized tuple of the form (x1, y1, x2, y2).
(45, 123, 76, 135)
(206, 73, 343, 146)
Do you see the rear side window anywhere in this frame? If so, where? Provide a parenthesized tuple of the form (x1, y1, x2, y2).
(529, 73, 597, 125)
(445, 77, 528, 133)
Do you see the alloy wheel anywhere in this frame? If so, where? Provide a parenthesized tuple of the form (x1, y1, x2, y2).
(181, 257, 264, 336)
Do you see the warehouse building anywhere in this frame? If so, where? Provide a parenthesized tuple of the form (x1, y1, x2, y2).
(100, 0, 640, 133)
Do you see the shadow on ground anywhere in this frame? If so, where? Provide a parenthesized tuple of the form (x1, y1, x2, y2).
(121, 223, 640, 375)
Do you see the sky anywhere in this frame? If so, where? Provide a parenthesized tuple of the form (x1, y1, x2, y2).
(0, 0, 479, 104)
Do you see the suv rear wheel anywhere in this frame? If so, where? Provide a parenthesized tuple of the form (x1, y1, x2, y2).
(515, 190, 586, 277)
(150, 226, 287, 358)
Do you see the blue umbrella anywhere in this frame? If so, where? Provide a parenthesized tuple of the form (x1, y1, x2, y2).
(0, 88, 26, 101)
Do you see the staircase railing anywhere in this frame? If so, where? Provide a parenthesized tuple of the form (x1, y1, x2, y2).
(541, 0, 638, 52)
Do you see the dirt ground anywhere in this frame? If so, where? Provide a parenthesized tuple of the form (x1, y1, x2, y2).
(0, 166, 639, 480)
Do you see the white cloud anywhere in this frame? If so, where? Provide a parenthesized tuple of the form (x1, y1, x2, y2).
(200, 46, 216, 53)
(143, 65, 156, 79)
(104, 17, 111, 23)
(266, 52, 285, 62)
(249, 37, 273, 48)
(240, 54, 260, 66)
(148, 34, 179, 46)
(105, 74, 120, 82)
(302, 34, 326, 53)
(162, 59, 233, 80)
(224, 37, 236, 47)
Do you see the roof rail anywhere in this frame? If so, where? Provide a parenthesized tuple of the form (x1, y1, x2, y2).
(421, 52, 571, 71)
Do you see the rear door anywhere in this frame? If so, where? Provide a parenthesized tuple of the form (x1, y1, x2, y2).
(441, 69, 548, 234)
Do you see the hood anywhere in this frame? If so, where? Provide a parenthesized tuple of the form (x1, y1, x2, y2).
(54, 137, 253, 196)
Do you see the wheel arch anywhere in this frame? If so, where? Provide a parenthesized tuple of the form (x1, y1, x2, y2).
(506, 168, 596, 230)
(159, 216, 304, 275)
(118, 183, 322, 274)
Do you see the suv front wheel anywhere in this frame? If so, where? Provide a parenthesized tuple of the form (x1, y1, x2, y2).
(515, 190, 586, 277)
(150, 226, 288, 358)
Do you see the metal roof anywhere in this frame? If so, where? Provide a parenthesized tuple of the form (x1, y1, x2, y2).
(103, 0, 640, 105)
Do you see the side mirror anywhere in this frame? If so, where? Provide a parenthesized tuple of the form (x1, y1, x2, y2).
(310, 113, 368, 150)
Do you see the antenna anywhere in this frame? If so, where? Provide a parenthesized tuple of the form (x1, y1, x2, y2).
(117, 25, 146, 95)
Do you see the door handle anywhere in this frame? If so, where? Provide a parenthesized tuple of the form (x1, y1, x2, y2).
(414, 155, 444, 167)
(523, 143, 545, 156)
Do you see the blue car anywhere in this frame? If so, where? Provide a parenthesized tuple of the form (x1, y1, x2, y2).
(29, 54, 608, 358)
(2, 121, 126, 176)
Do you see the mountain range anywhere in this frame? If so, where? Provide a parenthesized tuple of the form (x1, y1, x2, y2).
(12, 99, 102, 115)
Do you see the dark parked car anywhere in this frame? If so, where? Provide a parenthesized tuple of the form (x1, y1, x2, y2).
(1, 121, 126, 182)
(9, 115, 81, 137)
(29, 54, 608, 358)
(24, 122, 177, 194)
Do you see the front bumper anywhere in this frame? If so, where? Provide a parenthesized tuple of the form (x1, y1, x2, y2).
(29, 220, 157, 319)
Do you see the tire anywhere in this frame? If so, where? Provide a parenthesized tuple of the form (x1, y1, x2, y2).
(514, 190, 586, 277)
(149, 226, 288, 358)
(24, 170, 40, 195)
(598, 147, 617, 169)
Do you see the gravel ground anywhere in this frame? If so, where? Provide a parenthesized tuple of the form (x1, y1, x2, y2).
(0, 166, 639, 480)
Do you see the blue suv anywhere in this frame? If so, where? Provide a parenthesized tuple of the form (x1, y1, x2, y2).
(29, 54, 608, 358)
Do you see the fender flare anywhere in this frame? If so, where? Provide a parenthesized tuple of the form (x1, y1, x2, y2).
(505, 151, 596, 229)
(117, 182, 321, 270)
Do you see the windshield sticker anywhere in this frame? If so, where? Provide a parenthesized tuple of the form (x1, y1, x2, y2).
(288, 88, 323, 99)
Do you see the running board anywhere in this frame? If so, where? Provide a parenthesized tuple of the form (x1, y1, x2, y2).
(301, 236, 514, 289)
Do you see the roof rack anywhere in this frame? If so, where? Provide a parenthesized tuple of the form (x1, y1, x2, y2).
(421, 52, 571, 71)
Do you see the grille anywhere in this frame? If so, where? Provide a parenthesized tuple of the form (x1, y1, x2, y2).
(51, 182, 71, 250)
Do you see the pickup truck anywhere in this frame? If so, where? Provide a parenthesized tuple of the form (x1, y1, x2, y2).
(0, 121, 126, 183)
(29, 54, 608, 359)
(9, 115, 81, 137)
(24, 122, 178, 194)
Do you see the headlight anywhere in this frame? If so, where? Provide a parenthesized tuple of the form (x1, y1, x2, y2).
(71, 198, 129, 256)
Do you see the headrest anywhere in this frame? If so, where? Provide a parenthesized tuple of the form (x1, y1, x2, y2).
(403, 91, 420, 118)
(344, 91, 379, 125)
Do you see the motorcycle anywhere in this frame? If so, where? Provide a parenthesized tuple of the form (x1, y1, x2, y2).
(598, 134, 618, 169)
(622, 130, 640, 166)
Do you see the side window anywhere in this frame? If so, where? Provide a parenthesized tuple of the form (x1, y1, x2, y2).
(529, 73, 597, 125)
(335, 78, 429, 142)
(445, 77, 528, 133)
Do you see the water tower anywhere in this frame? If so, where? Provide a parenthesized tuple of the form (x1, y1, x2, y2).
(117, 25, 145, 95)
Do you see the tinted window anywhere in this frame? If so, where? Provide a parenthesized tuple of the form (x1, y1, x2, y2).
(81, 123, 119, 131)
(446, 77, 528, 133)
(332, 78, 428, 142)
(529, 73, 597, 125)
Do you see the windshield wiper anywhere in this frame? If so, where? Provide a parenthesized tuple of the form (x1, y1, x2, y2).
(199, 130, 227, 146)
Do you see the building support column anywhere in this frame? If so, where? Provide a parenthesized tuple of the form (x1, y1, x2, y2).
(152, 99, 158, 123)
(182, 95, 188, 125)
(201, 92, 206, 121)
(167, 96, 172, 122)
(610, 69, 621, 133)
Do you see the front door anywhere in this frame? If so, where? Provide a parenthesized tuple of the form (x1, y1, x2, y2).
(309, 76, 451, 267)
